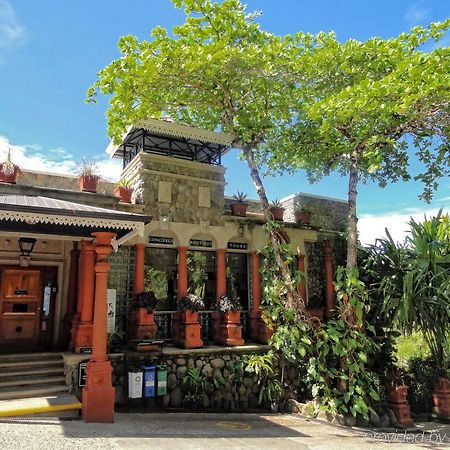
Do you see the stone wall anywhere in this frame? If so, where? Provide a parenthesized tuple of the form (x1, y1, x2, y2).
(282, 193, 348, 232)
(123, 153, 226, 226)
(65, 348, 300, 412)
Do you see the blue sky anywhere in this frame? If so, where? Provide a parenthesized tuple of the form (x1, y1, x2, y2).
(0, 0, 449, 243)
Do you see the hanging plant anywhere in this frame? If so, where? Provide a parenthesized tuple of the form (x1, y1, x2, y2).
(0, 149, 20, 183)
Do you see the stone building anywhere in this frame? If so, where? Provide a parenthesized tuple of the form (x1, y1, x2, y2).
(0, 118, 347, 421)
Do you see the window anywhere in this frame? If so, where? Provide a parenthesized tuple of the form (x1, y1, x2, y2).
(226, 253, 249, 309)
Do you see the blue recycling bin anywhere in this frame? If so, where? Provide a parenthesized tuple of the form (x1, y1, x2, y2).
(143, 365, 157, 398)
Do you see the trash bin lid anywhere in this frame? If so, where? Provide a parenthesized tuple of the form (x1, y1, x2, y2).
(143, 365, 156, 370)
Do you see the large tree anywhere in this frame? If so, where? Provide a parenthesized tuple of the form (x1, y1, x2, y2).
(87, 0, 307, 314)
(263, 23, 450, 269)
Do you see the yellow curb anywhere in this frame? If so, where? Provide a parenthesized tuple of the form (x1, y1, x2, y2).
(0, 402, 82, 417)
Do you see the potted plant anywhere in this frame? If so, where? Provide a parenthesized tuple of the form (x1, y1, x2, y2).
(433, 376, 450, 420)
(386, 370, 414, 427)
(129, 291, 158, 340)
(114, 178, 133, 203)
(78, 159, 100, 192)
(294, 201, 312, 225)
(230, 191, 248, 216)
(0, 148, 20, 184)
(173, 293, 204, 349)
(269, 199, 285, 221)
(215, 295, 244, 347)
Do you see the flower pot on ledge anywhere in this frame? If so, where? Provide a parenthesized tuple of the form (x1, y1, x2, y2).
(0, 164, 19, 184)
(172, 310, 203, 349)
(295, 209, 312, 225)
(216, 311, 244, 347)
(129, 307, 157, 340)
(79, 174, 99, 193)
(114, 186, 133, 203)
(230, 202, 248, 217)
(433, 377, 450, 419)
(269, 206, 285, 221)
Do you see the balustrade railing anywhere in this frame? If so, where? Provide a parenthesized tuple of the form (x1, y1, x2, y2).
(153, 310, 250, 342)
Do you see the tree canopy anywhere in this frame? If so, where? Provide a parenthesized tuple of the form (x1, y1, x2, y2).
(261, 22, 450, 268)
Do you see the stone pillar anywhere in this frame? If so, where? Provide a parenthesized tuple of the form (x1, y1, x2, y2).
(72, 240, 96, 353)
(323, 240, 335, 320)
(133, 243, 146, 294)
(297, 253, 307, 304)
(216, 248, 227, 302)
(249, 251, 263, 342)
(82, 231, 116, 423)
(177, 246, 188, 301)
(64, 242, 79, 348)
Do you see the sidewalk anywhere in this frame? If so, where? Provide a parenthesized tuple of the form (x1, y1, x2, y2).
(0, 412, 448, 450)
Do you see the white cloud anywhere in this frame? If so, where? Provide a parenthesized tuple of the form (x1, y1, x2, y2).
(358, 207, 444, 246)
(404, 4, 430, 26)
(0, 136, 122, 182)
(0, 1, 25, 52)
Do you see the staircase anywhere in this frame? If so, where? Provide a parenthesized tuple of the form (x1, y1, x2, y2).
(0, 352, 81, 417)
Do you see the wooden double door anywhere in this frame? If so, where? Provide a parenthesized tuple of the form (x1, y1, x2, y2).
(0, 266, 57, 350)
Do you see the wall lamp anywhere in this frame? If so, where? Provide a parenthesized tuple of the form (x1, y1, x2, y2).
(18, 237, 37, 257)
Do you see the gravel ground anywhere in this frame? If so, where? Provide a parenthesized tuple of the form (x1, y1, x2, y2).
(0, 413, 448, 450)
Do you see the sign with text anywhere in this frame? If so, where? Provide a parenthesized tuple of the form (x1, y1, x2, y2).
(190, 239, 213, 248)
(107, 289, 116, 333)
(79, 347, 92, 354)
(78, 361, 88, 387)
(149, 236, 174, 246)
(227, 242, 248, 250)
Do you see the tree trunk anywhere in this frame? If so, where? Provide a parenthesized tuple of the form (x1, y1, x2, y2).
(242, 145, 305, 317)
(346, 153, 360, 270)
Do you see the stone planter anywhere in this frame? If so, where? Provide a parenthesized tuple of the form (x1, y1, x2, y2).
(433, 377, 450, 419)
(216, 311, 244, 347)
(230, 202, 248, 217)
(173, 310, 203, 349)
(295, 210, 312, 225)
(79, 174, 99, 193)
(129, 307, 157, 340)
(269, 207, 285, 221)
(114, 186, 133, 203)
(388, 384, 413, 428)
(0, 164, 19, 184)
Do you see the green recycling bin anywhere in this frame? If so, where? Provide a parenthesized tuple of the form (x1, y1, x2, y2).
(157, 365, 167, 396)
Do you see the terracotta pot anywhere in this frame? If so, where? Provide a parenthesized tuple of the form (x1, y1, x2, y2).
(114, 186, 133, 203)
(269, 207, 285, 221)
(306, 307, 325, 321)
(79, 174, 99, 192)
(129, 307, 157, 340)
(179, 310, 199, 324)
(0, 164, 19, 184)
(137, 307, 155, 325)
(295, 210, 312, 225)
(388, 384, 408, 403)
(230, 202, 248, 217)
(433, 377, 450, 419)
(222, 310, 241, 324)
(217, 310, 244, 347)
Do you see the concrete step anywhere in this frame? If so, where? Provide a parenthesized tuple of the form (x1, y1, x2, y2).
(0, 384, 69, 401)
(0, 367, 64, 379)
(0, 352, 62, 362)
(0, 394, 81, 417)
(0, 376, 66, 388)
(0, 359, 63, 371)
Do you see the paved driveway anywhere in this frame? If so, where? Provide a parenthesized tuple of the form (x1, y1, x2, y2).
(0, 413, 448, 450)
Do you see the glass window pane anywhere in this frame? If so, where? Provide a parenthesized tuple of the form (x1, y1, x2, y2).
(226, 253, 249, 309)
(187, 251, 216, 310)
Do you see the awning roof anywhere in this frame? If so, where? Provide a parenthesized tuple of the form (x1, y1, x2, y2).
(0, 194, 150, 238)
(106, 118, 234, 165)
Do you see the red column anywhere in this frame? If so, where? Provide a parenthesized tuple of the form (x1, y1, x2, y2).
(297, 254, 307, 304)
(249, 251, 266, 342)
(216, 248, 227, 302)
(65, 242, 79, 349)
(72, 241, 96, 353)
(134, 243, 146, 294)
(82, 231, 116, 423)
(177, 246, 188, 301)
(323, 240, 335, 320)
